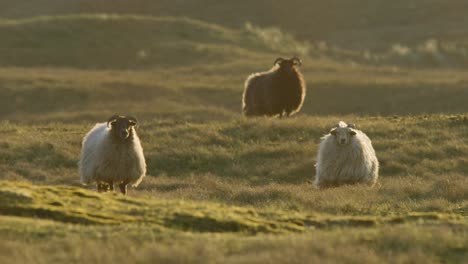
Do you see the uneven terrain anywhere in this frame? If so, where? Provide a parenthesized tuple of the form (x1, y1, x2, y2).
(0, 8, 467, 264)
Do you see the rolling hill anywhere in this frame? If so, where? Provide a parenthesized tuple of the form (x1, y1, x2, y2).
(0, 8, 466, 264)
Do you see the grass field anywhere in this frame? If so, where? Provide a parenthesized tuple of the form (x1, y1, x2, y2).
(0, 8, 467, 264)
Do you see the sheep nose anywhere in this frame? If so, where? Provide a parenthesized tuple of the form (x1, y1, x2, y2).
(340, 138, 346, 144)
(120, 130, 129, 139)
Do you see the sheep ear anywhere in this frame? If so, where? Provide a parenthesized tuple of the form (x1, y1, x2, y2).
(350, 130, 357, 136)
(330, 128, 337, 135)
(274, 57, 285, 65)
(107, 114, 119, 128)
(292, 56, 302, 66)
(127, 116, 139, 128)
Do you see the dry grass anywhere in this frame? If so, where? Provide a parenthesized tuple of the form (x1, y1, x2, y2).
(0, 12, 466, 263)
(0, 215, 466, 264)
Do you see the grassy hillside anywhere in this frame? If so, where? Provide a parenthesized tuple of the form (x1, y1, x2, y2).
(1, 12, 468, 71)
(1, 0, 468, 51)
(0, 14, 307, 69)
(0, 13, 466, 263)
(1, 115, 467, 213)
(0, 181, 466, 263)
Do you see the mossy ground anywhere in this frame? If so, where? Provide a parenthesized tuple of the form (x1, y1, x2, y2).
(0, 181, 466, 263)
(0, 9, 466, 264)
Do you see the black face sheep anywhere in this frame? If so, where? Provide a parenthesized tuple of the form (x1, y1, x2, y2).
(242, 57, 306, 117)
(79, 114, 146, 195)
(314, 121, 379, 188)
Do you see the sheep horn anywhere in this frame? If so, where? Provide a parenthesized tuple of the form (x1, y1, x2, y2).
(274, 57, 285, 65)
(291, 56, 302, 66)
(127, 115, 139, 128)
(107, 114, 120, 128)
(347, 123, 356, 129)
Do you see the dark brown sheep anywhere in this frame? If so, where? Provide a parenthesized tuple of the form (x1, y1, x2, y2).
(242, 57, 306, 117)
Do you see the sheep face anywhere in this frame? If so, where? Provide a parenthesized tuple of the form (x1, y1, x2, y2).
(107, 115, 139, 140)
(274, 57, 302, 74)
(330, 125, 357, 146)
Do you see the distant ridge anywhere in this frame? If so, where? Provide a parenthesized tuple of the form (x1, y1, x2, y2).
(0, 14, 309, 69)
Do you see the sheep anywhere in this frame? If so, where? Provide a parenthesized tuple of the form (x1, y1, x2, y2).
(314, 121, 379, 188)
(79, 114, 146, 195)
(242, 57, 306, 117)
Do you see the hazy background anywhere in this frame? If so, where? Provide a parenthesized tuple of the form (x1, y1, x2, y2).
(2, 0, 468, 51)
(0, 0, 467, 123)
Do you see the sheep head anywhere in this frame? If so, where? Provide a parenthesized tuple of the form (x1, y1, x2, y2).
(329, 121, 357, 146)
(274, 56, 302, 74)
(107, 114, 139, 140)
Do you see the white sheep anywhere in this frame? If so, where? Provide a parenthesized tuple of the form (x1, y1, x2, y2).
(79, 114, 146, 195)
(315, 121, 379, 188)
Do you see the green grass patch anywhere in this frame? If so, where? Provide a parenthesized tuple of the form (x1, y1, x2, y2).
(0, 181, 465, 233)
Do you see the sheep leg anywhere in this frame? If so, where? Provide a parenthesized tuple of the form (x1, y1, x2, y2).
(97, 182, 107, 193)
(107, 181, 114, 192)
(119, 181, 130, 195)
